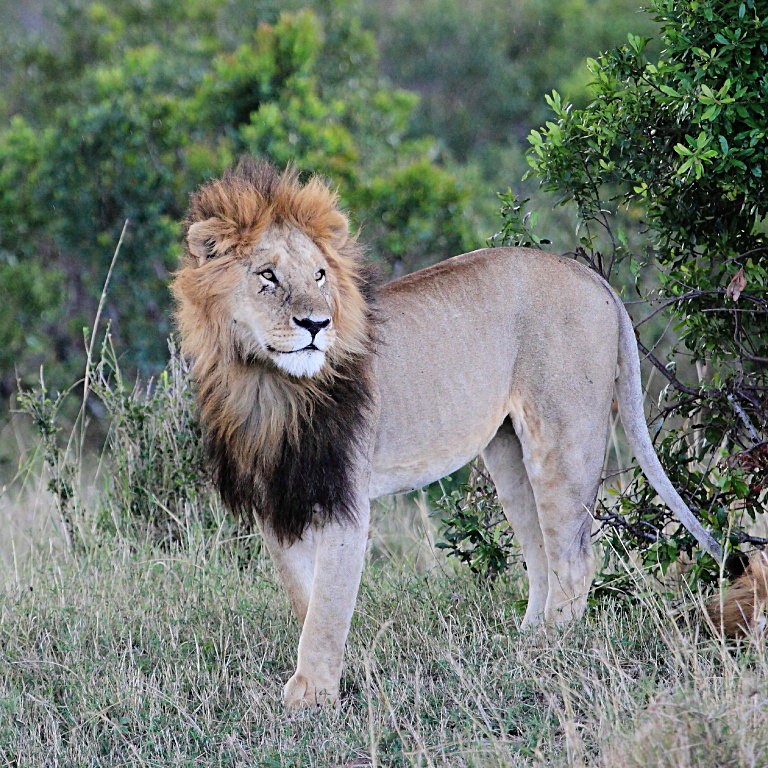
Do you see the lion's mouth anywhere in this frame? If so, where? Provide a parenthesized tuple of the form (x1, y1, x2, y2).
(267, 344, 320, 354)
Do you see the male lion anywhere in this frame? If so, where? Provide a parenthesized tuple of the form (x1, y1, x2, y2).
(171, 157, 722, 708)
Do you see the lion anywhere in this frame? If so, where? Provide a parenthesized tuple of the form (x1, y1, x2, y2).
(707, 551, 768, 638)
(171, 157, 723, 708)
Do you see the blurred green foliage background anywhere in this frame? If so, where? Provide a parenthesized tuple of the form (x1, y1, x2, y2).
(2, 0, 765, 584)
(0, 0, 653, 407)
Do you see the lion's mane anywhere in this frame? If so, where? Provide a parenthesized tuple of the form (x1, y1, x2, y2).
(171, 158, 375, 542)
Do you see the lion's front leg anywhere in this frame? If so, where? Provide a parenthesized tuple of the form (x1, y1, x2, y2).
(259, 522, 316, 625)
(283, 503, 370, 709)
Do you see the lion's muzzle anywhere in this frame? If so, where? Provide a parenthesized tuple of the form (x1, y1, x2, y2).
(293, 315, 331, 338)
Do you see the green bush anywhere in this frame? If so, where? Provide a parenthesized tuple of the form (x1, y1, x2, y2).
(0, 2, 479, 396)
(431, 466, 515, 582)
(89, 338, 213, 541)
(16, 331, 217, 548)
(527, 0, 767, 583)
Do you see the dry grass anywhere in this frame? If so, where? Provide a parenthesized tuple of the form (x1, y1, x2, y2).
(0, 476, 61, 589)
(1, 500, 766, 768)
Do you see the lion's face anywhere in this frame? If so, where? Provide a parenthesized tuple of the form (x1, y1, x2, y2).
(174, 160, 370, 386)
(229, 225, 337, 378)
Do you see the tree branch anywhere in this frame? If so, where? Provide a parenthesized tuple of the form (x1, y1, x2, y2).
(636, 339, 705, 397)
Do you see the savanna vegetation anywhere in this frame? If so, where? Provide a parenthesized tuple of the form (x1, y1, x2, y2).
(0, 0, 656, 401)
(1, 0, 766, 765)
(3, 522, 767, 766)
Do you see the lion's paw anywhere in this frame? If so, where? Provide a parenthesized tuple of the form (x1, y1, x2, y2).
(283, 672, 339, 709)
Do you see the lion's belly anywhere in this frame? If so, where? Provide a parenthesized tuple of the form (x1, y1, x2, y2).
(369, 436, 500, 498)
(368, 376, 512, 497)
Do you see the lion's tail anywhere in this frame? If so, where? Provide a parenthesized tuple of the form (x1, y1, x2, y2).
(610, 289, 724, 562)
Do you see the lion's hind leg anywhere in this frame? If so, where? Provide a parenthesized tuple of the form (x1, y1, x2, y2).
(512, 398, 609, 625)
(482, 418, 548, 629)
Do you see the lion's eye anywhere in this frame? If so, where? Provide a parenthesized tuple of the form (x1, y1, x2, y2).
(259, 269, 277, 283)
(315, 269, 326, 284)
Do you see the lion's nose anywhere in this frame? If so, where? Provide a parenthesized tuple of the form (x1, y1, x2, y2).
(292, 316, 331, 338)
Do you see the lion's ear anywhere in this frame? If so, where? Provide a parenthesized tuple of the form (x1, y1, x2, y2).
(187, 218, 223, 266)
(325, 209, 350, 248)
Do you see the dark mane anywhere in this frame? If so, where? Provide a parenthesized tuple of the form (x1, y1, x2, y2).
(206, 353, 373, 542)
(174, 156, 377, 544)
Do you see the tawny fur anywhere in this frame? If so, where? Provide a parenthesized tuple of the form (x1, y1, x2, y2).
(707, 552, 768, 637)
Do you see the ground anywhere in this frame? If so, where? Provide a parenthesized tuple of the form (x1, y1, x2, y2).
(1, 508, 766, 767)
